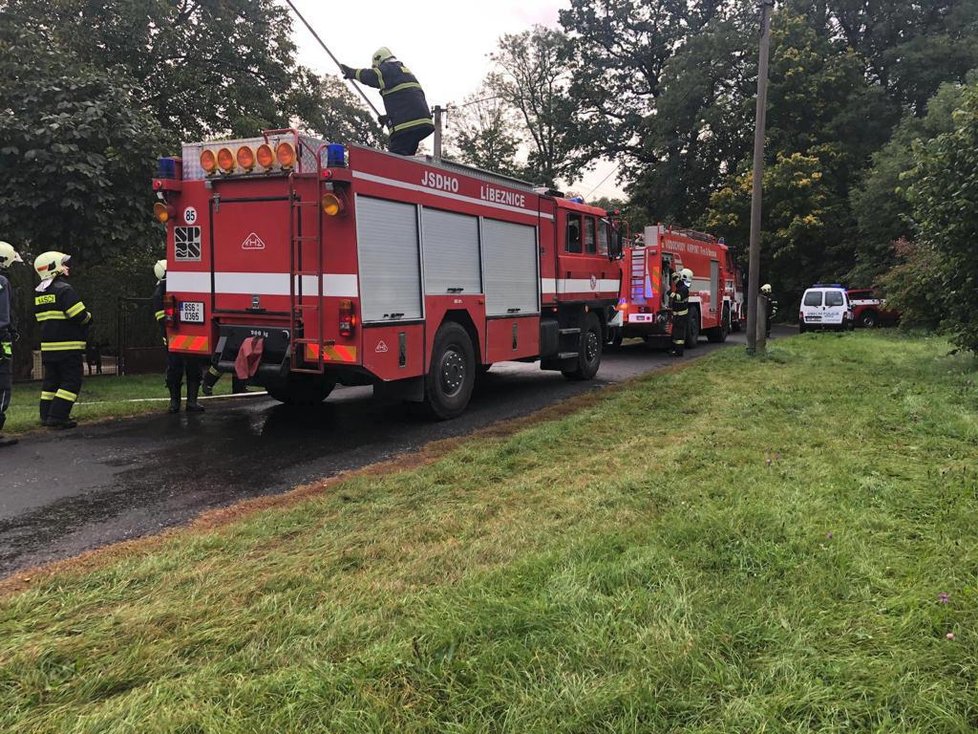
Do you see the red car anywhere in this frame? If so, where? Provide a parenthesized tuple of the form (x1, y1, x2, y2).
(846, 288, 901, 328)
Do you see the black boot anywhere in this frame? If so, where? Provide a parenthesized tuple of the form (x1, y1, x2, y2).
(167, 383, 181, 414)
(186, 382, 205, 412)
(201, 367, 219, 396)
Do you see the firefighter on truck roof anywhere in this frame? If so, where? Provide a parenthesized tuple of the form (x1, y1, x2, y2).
(33, 251, 91, 429)
(669, 270, 690, 357)
(0, 241, 24, 447)
(153, 260, 205, 414)
(339, 47, 434, 156)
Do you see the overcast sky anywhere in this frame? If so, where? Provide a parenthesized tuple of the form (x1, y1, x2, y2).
(286, 0, 625, 199)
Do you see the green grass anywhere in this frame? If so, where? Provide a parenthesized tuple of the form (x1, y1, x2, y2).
(2, 331, 978, 732)
(3, 372, 249, 433)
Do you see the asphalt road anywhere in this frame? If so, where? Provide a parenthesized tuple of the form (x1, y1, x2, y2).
(0, 330, 754, 577)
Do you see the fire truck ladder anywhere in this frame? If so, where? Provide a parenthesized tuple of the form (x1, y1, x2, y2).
(288, 171, 325, 375)
(630, 247, 647, 305)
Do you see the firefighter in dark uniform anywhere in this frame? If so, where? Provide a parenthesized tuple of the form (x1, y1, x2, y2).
(33, 251, 91, 429)
(152, 260, 205, 413)
(761, 283, 778, 338)
(339, 47, 434, 156)
(669, 271, 690, 356)
(0, 241, 24, 447)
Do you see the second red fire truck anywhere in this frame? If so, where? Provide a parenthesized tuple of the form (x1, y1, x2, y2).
(152, 130, 623, 419)
(609, 224, 740, 348)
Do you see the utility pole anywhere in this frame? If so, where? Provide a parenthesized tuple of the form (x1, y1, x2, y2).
(746, 0, 775, 355)
(432, 105, 445, 162)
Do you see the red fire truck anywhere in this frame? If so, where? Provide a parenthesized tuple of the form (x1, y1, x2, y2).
(151, 130, 623, 418)
(609, 224, 736, 347)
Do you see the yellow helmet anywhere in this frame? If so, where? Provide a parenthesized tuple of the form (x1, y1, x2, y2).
(0, 241, 23, 269)
(761, 283, 772, 294)
(372, 47, 394, 65)
(34, 251, 71, 281)
(154, 259, 167, 281)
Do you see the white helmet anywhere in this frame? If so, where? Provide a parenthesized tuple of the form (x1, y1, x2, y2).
(0, 241, 23, 269)
(34, 251, 71, 281)
(681, 268, 693, 286)
(761, 283, 772, 294)
(372, 47, 394, 65)
(154, 259, 167, 281)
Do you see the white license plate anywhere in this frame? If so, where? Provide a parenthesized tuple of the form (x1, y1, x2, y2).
(179, 301, 204, 324)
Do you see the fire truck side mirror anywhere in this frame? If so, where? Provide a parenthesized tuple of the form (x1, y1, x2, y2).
(609, 230, 624, 261)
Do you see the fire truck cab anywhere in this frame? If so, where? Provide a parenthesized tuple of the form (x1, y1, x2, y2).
(152, 130, 623, 419)
(610, 224, 735, 348)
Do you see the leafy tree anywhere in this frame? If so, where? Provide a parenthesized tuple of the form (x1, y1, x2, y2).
(0, 22, 163, 264)
(486, 26, 579, 187)
(561, 0, 757, 222)
(444, 88, 527, 180)
(876, 239, 943, 330)
(789, 0, 978, 114)
(904, 81, 978, 352)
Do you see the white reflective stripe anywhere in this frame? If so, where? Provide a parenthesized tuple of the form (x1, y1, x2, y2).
(353, 170, 553, 221)
(167, 271, 360, 297)
(541, 278, 619, 295)
(850, 299, 879, 306)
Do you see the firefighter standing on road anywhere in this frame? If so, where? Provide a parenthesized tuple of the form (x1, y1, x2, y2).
(0, 241, 24, 447)
(152, 260, 205, 414)
(33, 251, 91, 429)
(669, 271, 690, 356)
(761, 283, 778, 338)
(339, 48, 434, 156)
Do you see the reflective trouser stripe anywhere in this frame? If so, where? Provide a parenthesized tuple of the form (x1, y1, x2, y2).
(40, 391, 56, 401)
(155, 310, 165, 320)
(673, 339, 685, 345)
(41, 341, 87, 351)
(393, 117, 434, 133)
(208, 366, 220, 377)
(55, 389, 78, 403)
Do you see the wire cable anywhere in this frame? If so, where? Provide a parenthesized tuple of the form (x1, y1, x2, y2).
(281, 0, 383, 118)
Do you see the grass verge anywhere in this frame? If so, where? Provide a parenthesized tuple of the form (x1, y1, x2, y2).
(2, 331, 977, 732)
(3, 373, 251, 434)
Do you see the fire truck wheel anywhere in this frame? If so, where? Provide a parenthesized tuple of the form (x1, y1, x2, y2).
(423, 321, 476, 420)
(266, 375, 336, 406)
(685, 307, 700, 349)
(707, 306, 730, 343)
(563, 312, 602, 381)
(860, 310, 878, 328)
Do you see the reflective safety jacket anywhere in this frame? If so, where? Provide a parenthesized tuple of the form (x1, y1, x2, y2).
(152, 278, 167, 343)
(34, 277, 91, 358)
(353, 58, 434, 136)
(669, 281, 690, 316)
(0, 273, 15, 359)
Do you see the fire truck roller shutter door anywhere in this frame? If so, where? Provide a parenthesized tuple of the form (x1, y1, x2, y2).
(482, 218, 539, 317)
(356, 197, 423, 323)
(422, 209, 481, 295)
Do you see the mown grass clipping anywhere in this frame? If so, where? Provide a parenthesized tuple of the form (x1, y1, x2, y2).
(2, 331, 977, 733)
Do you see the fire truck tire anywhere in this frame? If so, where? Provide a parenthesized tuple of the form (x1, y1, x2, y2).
(266, 375, 336, 406)
(859, 310, 878, 328)
(685, 307, 700, 349)
(423, 321, 476, 420)
(707, 306, 730, 343)
(563, 312, 602, 381)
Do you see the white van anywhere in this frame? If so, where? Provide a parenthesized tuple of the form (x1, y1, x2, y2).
(799, 284, 854, 332)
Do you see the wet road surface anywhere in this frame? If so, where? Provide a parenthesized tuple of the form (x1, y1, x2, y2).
(0, 331, 755, 576)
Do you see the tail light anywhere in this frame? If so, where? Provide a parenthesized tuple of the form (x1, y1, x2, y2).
(163, 293, 177, 326)
(339, 298, 357, 337)
(153, 202, 175, 223)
